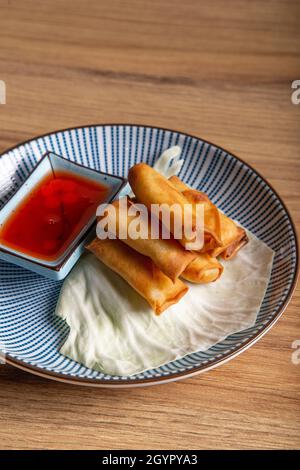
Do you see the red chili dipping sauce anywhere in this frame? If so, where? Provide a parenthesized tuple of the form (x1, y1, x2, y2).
(0, 171, 109, 261)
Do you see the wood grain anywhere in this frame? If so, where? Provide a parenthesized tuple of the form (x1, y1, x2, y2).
(0, 0, 299, 450)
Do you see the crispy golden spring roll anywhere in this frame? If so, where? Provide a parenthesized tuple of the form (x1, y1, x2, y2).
(181, 253, 223, 283)
(169, 176, 222, 251)
(86, 238, 188, 315)
(100, 198, 197, 282)
(217, 226, 248, 260)
(128, 163, 200, 250)
(169, 176, 248, 259)
(206, 215, 248, 259)
(168, 175, 196, 193)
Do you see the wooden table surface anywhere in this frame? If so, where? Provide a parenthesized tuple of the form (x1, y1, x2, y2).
(0, 0, 299, 450)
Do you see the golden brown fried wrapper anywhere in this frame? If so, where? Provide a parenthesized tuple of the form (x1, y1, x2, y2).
(128, 163, 197, 249)
(181, 254, 223, 283)
(86, 238, 188, 315)
(99, 198, 197, 282)
(169, 176, 248, 259)
(169, 176, 222, 252)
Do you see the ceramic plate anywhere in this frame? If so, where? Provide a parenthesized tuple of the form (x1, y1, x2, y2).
(0, 125, 298, 387)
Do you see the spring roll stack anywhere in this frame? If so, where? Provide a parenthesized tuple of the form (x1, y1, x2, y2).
(168, 176, 248, 260)
(87, 163, 247, 315)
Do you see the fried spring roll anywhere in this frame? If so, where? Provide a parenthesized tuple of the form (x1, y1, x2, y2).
(86, 238, 188, 315)
(181, 253, 223, 283)
(169, 176, 248, 259)
(100, 198, 197, 282)
(128, 163, 205, 250)
(169, 176, 222, 252)
(215, 225, 248, 260)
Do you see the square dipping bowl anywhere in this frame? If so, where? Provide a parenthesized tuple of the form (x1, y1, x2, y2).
(0, 152, 126, 280)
